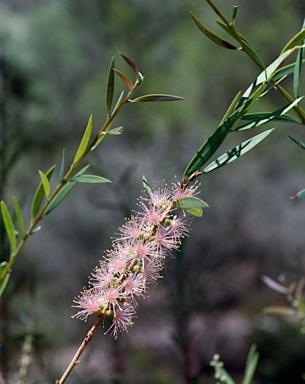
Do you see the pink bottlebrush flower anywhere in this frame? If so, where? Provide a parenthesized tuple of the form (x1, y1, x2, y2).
(141, 260, 162, 287)
(107, 252, 128, 275)
(165, 214, 190, 242)
(108, 302, 136, 338)
(139, 203, 165, 225)
(146, 186, 172, 208)
(101, 285, 122, 308)
(72, 289, 102, 321)
(171, 180, 200, 201)
(123, 273, 146, 299)
(153, 226, 179, 255)
(90, 262, 114, 289)
(73, 180, 200, 337)
(118, 216, 145, 241)
(132, 240, 157, 262)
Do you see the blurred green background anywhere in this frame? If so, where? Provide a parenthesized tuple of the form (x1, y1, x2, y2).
(1, 0, 305, 383)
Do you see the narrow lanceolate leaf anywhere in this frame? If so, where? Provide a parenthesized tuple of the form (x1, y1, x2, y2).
(190, 12, 238, 50)
(0, 262, 10, 297)
(236, 98, 303, 131)
(281, 28, 305, 53)
(112, 90, 125, 115)
(184, 49, 288, 180)
(130, 94, 184, 103)
(183, 113, 238, 179)
(106, 57, 115, 115)
(241, 50, 293, 101)
(242, 345, 259, 384)
(39, 170, 51, 198)
(31, 165, 55, 219)
(113, 69, 133, 92)
(71, 174, 111, 184)
(1, 201, 17, 251)
(143, 175, 153, 197)
(119, 52, 139, 75)
(220, 90, 241, 125)
(290, 187, 305, 199)
(45, 181, 77, 215)
(73, 114, 93, 164)
(13, 197, 25, 239)
(237, 112, 299, 131)
(215, 19, 237, 41)
(45, 165, 90, 215)
(289, 135, 305, 150)
(293, 40, 304, 98)
(203, 129, 274, 173)
(273, 60, 305, 82)
(240, 38, 265, 69)
(58, 149, 66, 183)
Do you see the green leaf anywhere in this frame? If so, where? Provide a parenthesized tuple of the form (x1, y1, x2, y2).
(175, 196, 209, 209)
(0, 262, 10, 297)
(293, 38, 304, 98)
(130, 94, 184, 103)
(106, 57, 115, 115)
(1, 201, 17, 251)
(203, 129, 274, 173)
(112, 90, 125, 114)
(45, 165, 90, 215)
(241, 50, 292, 101)
(72, 174, 111, 183)
(185, 207, 203, 217)
(31, 165, 55, 219)
(220, 91, 241, 125)
(242, 345, 259, 384)
(216, 18, 265, 69)
(273, 60, 305, 82)
(215, 19, 237, 41)
(13, 197, 25, 239)
(119, 52, 139, 75)
(58, 149, 66, 183)
(38, 170, 51, 198)
(240, 38, 265, 68)
(281, 28, 305, 53)
(290, 187, 305, 199)
(238, 114, 299, 131)
(236, 98, 303, 131)
(184, 46, 288, 180)
(107, 127, 123, 135)
(114, 69, 133, 92)
(190, 12, 238, 50)
(143, 175, 153, 197)
(45, 181, 77, 215)
(183, 113, 238, 178)
(290, 135, 305, 150)
(73, 114, 93, 164)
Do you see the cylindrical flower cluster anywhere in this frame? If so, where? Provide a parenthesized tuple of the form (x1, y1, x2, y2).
(72, 181, 198, 337)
